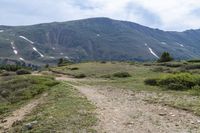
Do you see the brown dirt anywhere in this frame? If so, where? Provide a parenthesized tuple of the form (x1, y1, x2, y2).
(57, 76, 200, 133)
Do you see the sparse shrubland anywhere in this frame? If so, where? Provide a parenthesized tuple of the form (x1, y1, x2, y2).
(0, 75, 59, 115)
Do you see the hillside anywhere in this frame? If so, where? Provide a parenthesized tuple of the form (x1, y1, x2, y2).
(0, 17, 200, 64)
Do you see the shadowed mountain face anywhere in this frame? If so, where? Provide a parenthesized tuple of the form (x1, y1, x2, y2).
(0, 17, 200, 64)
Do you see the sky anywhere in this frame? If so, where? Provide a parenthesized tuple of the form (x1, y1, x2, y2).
(1, 0, 200, 31)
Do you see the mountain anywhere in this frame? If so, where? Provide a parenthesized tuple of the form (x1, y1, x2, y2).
(0, 17, 200, 65)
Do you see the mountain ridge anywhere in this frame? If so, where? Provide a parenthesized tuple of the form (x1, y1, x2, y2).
(0, 17, 200, 65)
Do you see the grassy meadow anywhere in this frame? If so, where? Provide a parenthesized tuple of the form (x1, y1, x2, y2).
(51, 61, 200, 115)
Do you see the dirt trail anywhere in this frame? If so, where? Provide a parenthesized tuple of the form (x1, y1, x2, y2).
(0, 93, 47, 132)
(57, 76, 200, 133)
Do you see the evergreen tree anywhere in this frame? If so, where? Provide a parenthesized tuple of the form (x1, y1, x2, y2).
(158, 52, 173, 62)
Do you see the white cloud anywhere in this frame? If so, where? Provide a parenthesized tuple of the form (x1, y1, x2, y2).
(0, 0, 200, 31)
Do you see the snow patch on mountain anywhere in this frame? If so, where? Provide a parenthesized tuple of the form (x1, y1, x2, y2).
(177, 43, 184, 47)
(49, 56, 55, 59)
(19, 58, 24, 61)
(149, 48, 159, 58)
(19, 36, 34, 44)
(60, 53, 64, 55)
(33, 47, 44, 57)
(65, 56, 69, 59)
(13, 50, 18, 55)
(161, 42, 167, 45)
(11, 42, 18, 55)
(145, 43, 159, 59)
(0, 30, 4, 33)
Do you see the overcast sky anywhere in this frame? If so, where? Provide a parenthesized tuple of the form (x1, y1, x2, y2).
(1, 0, 200, 31)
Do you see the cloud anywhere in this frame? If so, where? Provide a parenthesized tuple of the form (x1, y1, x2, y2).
(0, 0, 200, 31)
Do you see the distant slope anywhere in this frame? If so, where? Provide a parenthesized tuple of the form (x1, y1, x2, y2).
(0, 17, 200, 64)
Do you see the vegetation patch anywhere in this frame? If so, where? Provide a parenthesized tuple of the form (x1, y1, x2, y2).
(0, 75, 59, 115)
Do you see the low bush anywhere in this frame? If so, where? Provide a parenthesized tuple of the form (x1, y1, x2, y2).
(100, 61, 107, 64)
(184, 64, 200, 70)
(145, 73, 200, 91)
(158, 73, 197, 88)
(144, 79, 158, 86)
(74, 74, 86, 78)
(151, 67, 170, 73)
(69, 67, 79, 70)
(113, 72, 131, 78)
(159, 63, 183, 68)
(187, 59, 200, 63)
(16, 69, 31, 75)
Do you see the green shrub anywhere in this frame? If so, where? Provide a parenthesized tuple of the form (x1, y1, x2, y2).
(158, 73, 197, 89)
(144, 79, 158, 86)
(145, 73, 200, 91)
(16, 69, 31, 75)
(74, 74, 86, 78)
(113, 72, 131, 78)
(166, 83, 188, 90)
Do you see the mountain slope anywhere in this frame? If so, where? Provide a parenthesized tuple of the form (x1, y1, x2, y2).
(0, 17, 200, 64)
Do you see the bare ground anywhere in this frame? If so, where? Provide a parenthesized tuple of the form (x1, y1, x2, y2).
(57, 76, 200, 133)
(0, 93, 47, 132)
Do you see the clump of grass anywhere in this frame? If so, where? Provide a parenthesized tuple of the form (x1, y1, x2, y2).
(113, 72, 131, 78)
